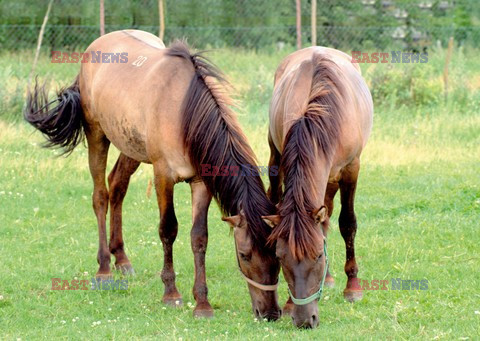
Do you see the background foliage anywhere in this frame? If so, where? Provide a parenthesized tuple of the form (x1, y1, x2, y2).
(1, 0, 480, 50)
(0, 48, 479, 339)
(1, 1, 479, 339)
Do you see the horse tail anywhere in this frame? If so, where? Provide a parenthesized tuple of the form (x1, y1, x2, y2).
(24, 77, 85, 155)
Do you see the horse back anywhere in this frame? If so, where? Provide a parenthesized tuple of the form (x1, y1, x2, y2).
(78, 30, 196, 178)
(269, 47, 373, 164)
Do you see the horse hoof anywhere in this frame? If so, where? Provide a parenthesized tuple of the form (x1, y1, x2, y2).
(95, 272, 113, 280)
(282, 303, 294, 316)
(162, 296, 183, 307)
(193, 306, 214, 318)
(115, 263, 135, 276)
(343, 289, 363, 302)
(324, 275, 335, 288)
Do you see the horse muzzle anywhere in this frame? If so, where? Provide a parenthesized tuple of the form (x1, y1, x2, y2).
(292, 303, 319, 328)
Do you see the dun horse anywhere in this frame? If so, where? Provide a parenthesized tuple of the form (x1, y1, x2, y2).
(25, 30, 281, 320)
(263, 47, 373, 328)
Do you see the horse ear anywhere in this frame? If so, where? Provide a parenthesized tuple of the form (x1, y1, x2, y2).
(222, 215, 241, 228)
(313, 206, 328, 224)
(261, 215, 281, 228)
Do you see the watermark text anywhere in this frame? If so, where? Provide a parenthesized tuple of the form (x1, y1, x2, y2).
(351, 51, 428, 63)
(51, 51, 128, 64)
(51, 278, 128, 290)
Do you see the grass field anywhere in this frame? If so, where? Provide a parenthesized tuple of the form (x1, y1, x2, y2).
(0, 47, 479, 340)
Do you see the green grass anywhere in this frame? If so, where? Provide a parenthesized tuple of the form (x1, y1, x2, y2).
(0, 47, 479, 340)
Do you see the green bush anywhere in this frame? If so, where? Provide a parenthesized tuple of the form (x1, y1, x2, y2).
(363, 46, 479, 108)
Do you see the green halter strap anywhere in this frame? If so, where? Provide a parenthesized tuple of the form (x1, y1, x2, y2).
(288, 239, 329, 305)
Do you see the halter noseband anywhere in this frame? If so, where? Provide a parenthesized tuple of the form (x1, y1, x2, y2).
(233, 235, 328, 296)
(288, 239, 329, 305)
(234, 238, 279, 291)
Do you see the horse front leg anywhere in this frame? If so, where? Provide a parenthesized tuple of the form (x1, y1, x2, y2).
(189, 180, 213, 317)
(323, 182, 339, 288)
(339, 158, 363, 302)
(153, 164, 182, 306)
(107, 153, 140, 275)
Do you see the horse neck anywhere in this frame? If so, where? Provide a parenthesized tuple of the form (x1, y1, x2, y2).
(196, 129, 273, 221)
(228, 161, 272, 216)
(273, 152, 332, 260)
(280, 117, 335, 214)
(218, 151, 273, 246)
(311, 156, 332, 207)
(291, 154, 332, 211)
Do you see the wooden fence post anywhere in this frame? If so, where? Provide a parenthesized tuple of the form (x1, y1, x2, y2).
(296, 0, 302, 50)
(443, 37, 454, 101)
(159, 0, 165, 40)
(100, 0, 105, 36)
(28, 0, 54, 87)
(311, 0, 317, 46)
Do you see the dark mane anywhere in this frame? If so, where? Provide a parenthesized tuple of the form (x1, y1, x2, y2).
(167, 40, 275, 250)
(268, 54, 346, 260)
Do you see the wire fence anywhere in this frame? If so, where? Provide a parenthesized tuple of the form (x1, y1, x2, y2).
(1, 0, 479, 51)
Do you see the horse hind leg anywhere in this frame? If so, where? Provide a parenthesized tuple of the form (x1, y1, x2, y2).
(107, 153, 140, 275)
(323, 182, 339, 288)
(190, 180, 213, 317)
(338, 158, 363, 302)
(153, 163, 182, 306)
(86, 130, 112, 279)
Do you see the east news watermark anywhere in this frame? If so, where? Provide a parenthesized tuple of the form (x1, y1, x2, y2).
(51, 278, 128, 291)
(51, 50, 429, 64)
(351, 51, 428, 63)
(50, 277, 427, 291)
(51, 51, 128, 63)
(201, 164, 278, 177)
(354, 278, 429, 290)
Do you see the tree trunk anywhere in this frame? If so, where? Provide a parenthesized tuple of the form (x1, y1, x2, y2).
(443, 37, 454, 101)
(159, 0, 165, 40)
(296, 0, 302, 50)
(100, 0, 105, 36)
(311, 0, 317, 46)
(29, 0, 54, 87)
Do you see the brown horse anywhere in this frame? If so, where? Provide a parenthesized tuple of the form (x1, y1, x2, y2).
(262, 47, 373, 328)
(24, 30, 281, 320)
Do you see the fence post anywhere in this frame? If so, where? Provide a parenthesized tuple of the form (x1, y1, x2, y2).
(159, 0, 165, 40)
(28, 0, 54, 87)
(311, 0, 317, 46)
(443, 37, 454, 101)
(296, 0, 302, 49)
(100, 0, 105, 36)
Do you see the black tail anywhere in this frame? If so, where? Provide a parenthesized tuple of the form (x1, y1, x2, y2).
(24, 77, 85, 155)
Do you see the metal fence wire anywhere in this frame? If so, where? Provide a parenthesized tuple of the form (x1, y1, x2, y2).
(1, 0, 479, 51)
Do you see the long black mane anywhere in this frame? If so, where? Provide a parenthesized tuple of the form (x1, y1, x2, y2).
(269, 54, 346, 260)
(167, 41, 276, 250)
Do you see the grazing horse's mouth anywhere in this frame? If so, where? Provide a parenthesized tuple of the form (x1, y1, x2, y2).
(255, 308, 282, 321)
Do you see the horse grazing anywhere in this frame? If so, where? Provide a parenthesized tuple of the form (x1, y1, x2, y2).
(25, 30, 281, 320)
(263, 47, 373, 328)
